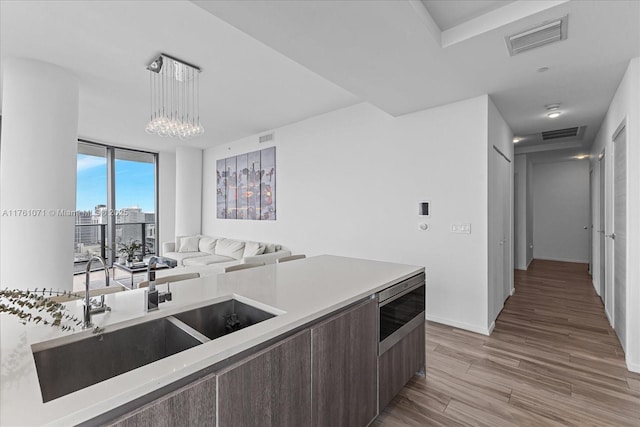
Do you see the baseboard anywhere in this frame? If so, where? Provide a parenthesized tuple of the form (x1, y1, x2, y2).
(510, 288, 516, 296)
(526, 257, 533, 269)
(514, 266, 527, 271)
(592, 279, 600, 296)
(487, 321, 496, 335)
(533, 256, 589, 264)
(627, 359, 640, 374)
(605, 308, 614, 327)
(426, 314, 492, 336)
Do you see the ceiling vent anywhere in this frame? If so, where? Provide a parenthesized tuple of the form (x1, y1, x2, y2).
(542, 126, 585, 141)
(506, 15, 568, 56)
(258, 133, 274, 144)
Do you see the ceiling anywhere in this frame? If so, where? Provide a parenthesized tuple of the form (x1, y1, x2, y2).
(1, 1, 639, 157)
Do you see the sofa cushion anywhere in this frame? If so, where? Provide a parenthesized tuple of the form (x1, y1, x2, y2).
(183, 254, 235, 266)
(263, 243, 276, 254)
(243, 241, 266, 257)
(198, 236, 217, 254)
(215, 238, 246, 260)
(178, 236, 200, 253)
(163, 251, 209, 266)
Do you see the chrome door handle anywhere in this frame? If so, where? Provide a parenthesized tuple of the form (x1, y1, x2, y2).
(583, 226, 588, 229)
(606, 233, 616, 240)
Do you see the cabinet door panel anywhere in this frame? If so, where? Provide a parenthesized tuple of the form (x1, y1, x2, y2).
(217, 330, 311, 427)
(107, 373, 216, 427)
(378, 321, 425, 410)
(311, 298, 377, 427)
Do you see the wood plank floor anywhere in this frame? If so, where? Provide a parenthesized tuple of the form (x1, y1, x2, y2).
(374, 259, 640, 426)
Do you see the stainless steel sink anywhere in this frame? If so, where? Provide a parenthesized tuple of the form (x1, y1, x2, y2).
(173, 299, 276, 340)
(31, 298, 278, 402)
(32, 317, 203, 402)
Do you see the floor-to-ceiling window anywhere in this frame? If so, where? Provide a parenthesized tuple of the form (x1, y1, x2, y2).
(74, 141, 158, 278)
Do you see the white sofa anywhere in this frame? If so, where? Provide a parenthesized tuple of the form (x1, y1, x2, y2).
(160, 235, 290, 276)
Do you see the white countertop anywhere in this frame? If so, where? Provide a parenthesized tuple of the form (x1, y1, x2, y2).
(0, 255, 423, 426)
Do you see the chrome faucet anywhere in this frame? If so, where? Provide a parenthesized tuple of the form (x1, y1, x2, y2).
(83, 256, 111, 329)
(147, 256, 159, 283)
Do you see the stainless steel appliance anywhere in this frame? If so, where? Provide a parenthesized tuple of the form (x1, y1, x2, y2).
(378, 272, 425, 354)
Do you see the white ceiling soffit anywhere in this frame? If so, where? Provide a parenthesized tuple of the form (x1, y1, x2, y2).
(436, 0, 570, 48)
(0, 1, 359, 150)
(515, 140, 582, 155)
(519, 146, 591, 163)
(420, 0, 517, 31)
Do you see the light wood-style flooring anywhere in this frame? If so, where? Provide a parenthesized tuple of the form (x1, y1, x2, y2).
(374, 259, 640, 426)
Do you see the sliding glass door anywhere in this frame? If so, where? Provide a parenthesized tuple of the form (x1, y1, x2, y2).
(114, 149, 157, 258)
(75, 141, 157, 274)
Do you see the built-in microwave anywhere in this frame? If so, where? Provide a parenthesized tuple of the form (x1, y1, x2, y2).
(378, 272, 425, 355)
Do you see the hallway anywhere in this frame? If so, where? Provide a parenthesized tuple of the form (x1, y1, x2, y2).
(375, 260, 640, 426)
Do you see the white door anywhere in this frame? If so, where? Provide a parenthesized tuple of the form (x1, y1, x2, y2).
(613, 125, 626, 351)
(588, 169, 593, 275)
(599, 154, 606, 304)
(502, 157, 511, 300)
(490, 146, 511, 322)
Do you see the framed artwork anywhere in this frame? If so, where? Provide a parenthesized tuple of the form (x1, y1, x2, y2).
(216, 147, 276, 220)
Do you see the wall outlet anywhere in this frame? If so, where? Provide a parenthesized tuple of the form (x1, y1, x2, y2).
(451, 223, 471, 234)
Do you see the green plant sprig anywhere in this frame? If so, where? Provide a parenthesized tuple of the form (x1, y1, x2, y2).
(0, 288, 84, 332)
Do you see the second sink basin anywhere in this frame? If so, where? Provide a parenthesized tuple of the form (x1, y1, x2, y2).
(173, 299, 276, 340)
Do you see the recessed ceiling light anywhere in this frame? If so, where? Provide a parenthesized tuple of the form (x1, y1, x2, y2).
(537, 67, 549, 72)
(547, 112, 561, 118)
(513, 137, 521, 143)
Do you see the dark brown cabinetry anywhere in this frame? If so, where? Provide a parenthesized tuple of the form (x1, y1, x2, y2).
(378, 320, 425, 410)
(311, 298, 378, 427)
(107, 372, 216, 427)
(105, 292, 420, 427)
(217, 330, 311, 427)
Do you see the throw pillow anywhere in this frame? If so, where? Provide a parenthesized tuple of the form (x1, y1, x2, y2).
(243, 241, 266, 257)
(215, 238, 246, 259)
(179, 236, 200, 253)
(263, 243, 276, 254)
(199, 236, 217, 254)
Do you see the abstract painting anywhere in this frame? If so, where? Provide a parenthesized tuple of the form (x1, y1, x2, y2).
(216, 147, 276, 220)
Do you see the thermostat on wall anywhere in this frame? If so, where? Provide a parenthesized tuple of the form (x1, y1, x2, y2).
(418, 201, 430, 216)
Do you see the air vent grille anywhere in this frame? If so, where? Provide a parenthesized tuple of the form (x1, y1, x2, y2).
(506, 15, 568, 56)
(542, 127, 580, 141)
(258, 133, 274, 144)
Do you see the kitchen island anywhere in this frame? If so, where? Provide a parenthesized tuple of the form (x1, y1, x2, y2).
(0, 255, 425, 426)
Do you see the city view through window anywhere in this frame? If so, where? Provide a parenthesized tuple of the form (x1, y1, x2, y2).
(74, 142, 156, 273)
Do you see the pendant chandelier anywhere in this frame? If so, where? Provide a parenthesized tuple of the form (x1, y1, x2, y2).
(145, 54, 204, 140)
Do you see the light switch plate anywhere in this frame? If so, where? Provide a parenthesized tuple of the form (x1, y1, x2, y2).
(451, 223, 471, 234)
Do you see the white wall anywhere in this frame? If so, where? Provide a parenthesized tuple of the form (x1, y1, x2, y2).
(590, 57, 640, 372)
(202, 97, 495, 334)
(175, 146, 203, 236)
(532, 160, 590, 263)
(0, 59, 78, 291)
(158, 151, 176, 255)
(514, 155, 528, 269)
